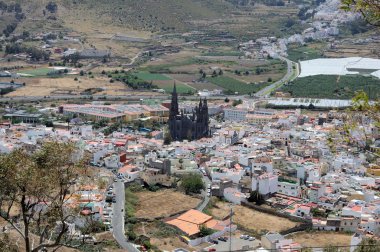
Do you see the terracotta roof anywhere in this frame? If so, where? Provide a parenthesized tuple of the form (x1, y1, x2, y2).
(177, 209, 212, 225)
(166, 218, 199, 236)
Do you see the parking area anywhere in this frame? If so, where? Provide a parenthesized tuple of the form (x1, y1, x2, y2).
(207, 237, 260, 251)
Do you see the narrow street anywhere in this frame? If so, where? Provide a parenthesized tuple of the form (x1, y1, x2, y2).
(112, 181, 139, 252)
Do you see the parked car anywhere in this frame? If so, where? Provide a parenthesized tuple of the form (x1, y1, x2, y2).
(210, 240, 218, 244)
(207, 192, 211, 197)
(249, 236, 255, 241)
(240, 235, 249, 239)
(218, 237, 227, 242)
(208, 249, 216, 252)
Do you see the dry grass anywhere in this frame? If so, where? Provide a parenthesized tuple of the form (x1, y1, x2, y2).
(5, 76, 126, 97)
(288, 231, 352, 248)
(211, 201, 297, 233)
(134, 189, 201, 219)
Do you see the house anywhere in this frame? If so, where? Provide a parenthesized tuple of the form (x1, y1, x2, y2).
(277, 177, 301, 198)
(223, 187, 247, 205)
(118, 164, 140, 182)
(211, 179, 233, 197)
(251, 172, 278, 197)
(261, 232, 301, 251)
(140, 158, 172, 186)
(165, 209, 231, 238)
(79, 49, 111, 59)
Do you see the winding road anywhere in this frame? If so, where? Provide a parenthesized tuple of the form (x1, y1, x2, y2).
(112, 181, 139, 252)
(255, 56, 299, 97)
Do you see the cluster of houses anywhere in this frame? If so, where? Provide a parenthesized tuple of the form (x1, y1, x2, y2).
(0, 97, 379, 250)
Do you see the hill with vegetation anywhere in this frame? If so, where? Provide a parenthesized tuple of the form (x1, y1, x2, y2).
(0, 0, 307, 40)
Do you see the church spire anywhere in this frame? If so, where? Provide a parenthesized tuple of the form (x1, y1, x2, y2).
(173, 81, 177, 94)
(170, 82, 179, 118)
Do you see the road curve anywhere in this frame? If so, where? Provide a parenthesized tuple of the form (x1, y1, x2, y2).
(255, 56, 298, 97)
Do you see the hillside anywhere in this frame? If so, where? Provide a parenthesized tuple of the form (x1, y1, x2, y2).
(4, 0, 235, 34)
(0, 0, 304, 40)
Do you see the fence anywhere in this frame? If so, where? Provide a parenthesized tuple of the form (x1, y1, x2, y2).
(188, 225, 237, 247)
(241, 202, 310, 223)
(280, 223, 312, 235)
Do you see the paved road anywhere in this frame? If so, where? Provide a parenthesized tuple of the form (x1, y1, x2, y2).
(0, 94, 235, 103)
(197, 172, 211, 211)
(112, 181, 139, 252)
(255, 56, 298, 97)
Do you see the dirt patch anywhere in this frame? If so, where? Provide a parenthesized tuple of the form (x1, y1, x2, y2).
(211, 201, 297, 233)
(288, 231, 352, 248)
(134, 189, 201, 220)
(5, 76, 126, 97)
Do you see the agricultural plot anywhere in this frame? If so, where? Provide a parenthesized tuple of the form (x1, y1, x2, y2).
(127, 71, 194, 93)
(287, 43, 326, 62)
(18, 68, 54, 77)
(151, 80, 194, 93)
(133, 71, 171, 81)
(280, 75, 380, 99)
(206, 76, 268, 94)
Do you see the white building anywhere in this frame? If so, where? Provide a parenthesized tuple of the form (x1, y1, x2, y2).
(277, 178, 301, 197)
(104, 154, 120, 169)
(223, 187, 247, 205)
(224, 108, 247, 121)
(252, 173, 278, 196)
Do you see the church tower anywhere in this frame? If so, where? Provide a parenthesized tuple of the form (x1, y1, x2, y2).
(168, 83, 209, 141)
(169, 83, 179, 140)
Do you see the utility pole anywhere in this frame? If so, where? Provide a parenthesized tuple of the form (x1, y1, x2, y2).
(229, 204, 233, 252)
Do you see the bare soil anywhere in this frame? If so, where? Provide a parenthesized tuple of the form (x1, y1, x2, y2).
(134, 189, 201, 219)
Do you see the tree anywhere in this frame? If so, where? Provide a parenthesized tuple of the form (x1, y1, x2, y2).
(163, 131, 172, 145)
(354, 238, 380, 252)
(341, 0, 380, 26)
(285, 18, 296, 28)
(224, 97, 230, 103)
(232, 99, 243, 107)
(323, 246, 339, 252)
(79, 70, 84, 76)
(180, 173, 204, 194)
(199, 225, 214, 236)
(178, 158, 184, 169)
(0, 142, 87, 252)
(248, 191, 265, 205)
(45, 120, 54, 127)
(46, 2, 58, 13)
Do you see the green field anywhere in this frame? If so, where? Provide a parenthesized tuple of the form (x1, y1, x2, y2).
(157, 82, 195, 94)
(206, 76, 269, 94)
(287, 44, 325, 62)
(133, 71, 172, 81)
(18, 68, 54, 77)
(202, 51, 244, 57)
(280, 75, 380, 99)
